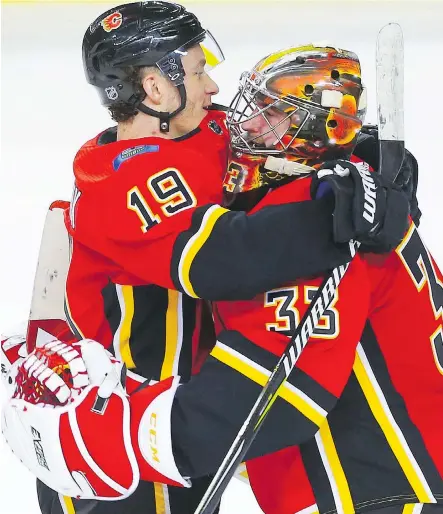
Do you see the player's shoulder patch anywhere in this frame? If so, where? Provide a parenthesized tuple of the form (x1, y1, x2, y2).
(113, 144, 160, 171)
(205, 109, 228, 140)
(208, 119, 224, 136)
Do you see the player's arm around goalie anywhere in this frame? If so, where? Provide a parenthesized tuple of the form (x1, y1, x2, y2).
(68, 140, 396, 305)
(135, 262, 370, 483)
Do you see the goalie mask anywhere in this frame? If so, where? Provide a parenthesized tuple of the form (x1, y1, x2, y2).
(224, 45, 367, 196)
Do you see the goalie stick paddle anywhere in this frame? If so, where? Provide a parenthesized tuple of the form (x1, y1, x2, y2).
(25, 201, 71, 353)
(195, 24, 405, 514)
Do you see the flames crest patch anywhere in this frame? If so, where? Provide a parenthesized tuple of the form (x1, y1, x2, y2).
(101, 11, 122, 32)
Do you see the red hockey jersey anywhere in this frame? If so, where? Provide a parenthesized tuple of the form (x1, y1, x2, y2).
(64, 110, 228, 380)
(63, 109, 353, 381)
(102, 162, 442, 508)
(226, 179, 443, 514)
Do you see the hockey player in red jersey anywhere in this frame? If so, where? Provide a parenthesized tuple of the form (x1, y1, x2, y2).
(63, 0, 382, 378)
(58, 7, 400, 511)
(35, 4, 390, 513)
(3, 42, 425, 514)
(216, 47, 443, 514)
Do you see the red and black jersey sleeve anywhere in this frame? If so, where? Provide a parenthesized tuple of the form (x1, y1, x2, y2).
(169, 197, 352, 300)
(69, 130, 352, 301)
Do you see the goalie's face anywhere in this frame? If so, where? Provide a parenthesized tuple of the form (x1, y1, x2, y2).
(240, 102, 303, 149)
(227, 71, 311, 156)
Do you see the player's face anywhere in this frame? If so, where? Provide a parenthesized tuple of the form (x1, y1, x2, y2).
(170, 45, 219, 134)
(241, 104, 291, 148)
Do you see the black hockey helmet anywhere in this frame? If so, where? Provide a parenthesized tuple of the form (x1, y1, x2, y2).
(82, 1, 224, 131)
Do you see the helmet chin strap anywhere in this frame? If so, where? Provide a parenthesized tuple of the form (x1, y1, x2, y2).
(264, 156, 315, 176)
(136, 84, 187, 133)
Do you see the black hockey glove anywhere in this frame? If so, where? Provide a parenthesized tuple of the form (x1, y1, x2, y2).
(354, 124, 421, 226)
(311, 159, 410, 253)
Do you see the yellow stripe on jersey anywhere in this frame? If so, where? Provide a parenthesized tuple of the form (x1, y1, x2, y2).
(211, 341, 327, 427)
(178, 205, 229, 298)
(154, 482, 169, 514)
(60, 495, 75, 514)
(256, 378, 285, 427)
(117, 285, 136, 369)
(161, 290, 182, 380)
(402, 505, 424, 514)
(316, 421, 354, 514)
(354, 344, 435, 503)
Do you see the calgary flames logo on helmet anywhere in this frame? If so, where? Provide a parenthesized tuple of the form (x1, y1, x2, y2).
(101, 11, 122, 32)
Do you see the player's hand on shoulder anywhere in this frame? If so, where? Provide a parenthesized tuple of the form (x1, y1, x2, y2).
(311, 159, 409, 253)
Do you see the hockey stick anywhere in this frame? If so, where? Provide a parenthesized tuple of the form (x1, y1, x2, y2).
(377, 23, 405, 183)
(195, 24, 405, 514)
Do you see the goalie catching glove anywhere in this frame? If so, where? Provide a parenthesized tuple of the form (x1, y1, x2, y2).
(2, 339, 141, 500)
(1, 338, 189, 500)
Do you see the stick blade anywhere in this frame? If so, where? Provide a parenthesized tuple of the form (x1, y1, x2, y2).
(26, 201, 71, 351)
